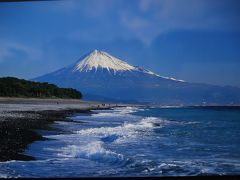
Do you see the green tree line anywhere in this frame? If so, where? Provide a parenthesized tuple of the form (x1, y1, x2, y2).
(0, 77, 82, 99)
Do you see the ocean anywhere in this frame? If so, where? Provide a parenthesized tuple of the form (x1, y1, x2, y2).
(0, 106, 240, 177)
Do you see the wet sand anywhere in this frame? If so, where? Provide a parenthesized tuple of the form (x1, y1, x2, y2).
(0, 98, 125, 162)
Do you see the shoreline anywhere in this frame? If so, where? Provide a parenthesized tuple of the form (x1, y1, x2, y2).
(0, 98, 126, 162)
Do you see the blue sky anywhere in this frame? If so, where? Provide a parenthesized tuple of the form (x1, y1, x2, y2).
(0, 0, 240, 87)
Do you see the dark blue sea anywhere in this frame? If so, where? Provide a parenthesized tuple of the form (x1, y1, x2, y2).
(1, 106, 240, 177)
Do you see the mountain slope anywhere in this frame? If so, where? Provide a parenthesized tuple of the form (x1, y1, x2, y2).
(34, 50, 240, 105)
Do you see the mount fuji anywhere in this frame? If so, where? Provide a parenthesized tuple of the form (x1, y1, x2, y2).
(34, 50, 240, 105)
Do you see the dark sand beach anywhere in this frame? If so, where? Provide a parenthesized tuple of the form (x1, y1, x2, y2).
(0, 98, 124, 162)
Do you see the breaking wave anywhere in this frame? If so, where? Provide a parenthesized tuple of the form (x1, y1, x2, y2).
(55, 116, 167, 165)
(91, 106, 142, 118)
(76, 117, 166, 143)
(57, 141, 125, 164)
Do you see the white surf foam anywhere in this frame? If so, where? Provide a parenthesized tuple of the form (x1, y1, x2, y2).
(57, 141, 124, 163)
(54, 116, 167, 163)
(76, 117, 167, 143)
(91, 106, 141, 118)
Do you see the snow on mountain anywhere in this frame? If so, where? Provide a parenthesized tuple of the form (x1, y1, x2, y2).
(73, 50, 136, 73)
(72, 50, 184, 82)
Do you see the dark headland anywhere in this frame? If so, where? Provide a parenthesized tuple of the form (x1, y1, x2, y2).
(0, 97, 126, 162)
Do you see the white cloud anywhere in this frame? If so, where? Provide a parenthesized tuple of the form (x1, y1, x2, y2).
(120, 0, 240, 45)
(51, 0, 117, 18)
(0, 41, 41, 62)
(48, 0, 240, 45)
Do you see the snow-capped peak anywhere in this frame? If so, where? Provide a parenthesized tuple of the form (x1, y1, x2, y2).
(73, 50, 136, 72)
(73, 49, 185, 82)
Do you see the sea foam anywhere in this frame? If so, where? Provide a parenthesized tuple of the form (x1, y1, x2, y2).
(57, 141, 124, 163)
(76, 117, 166, 144)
